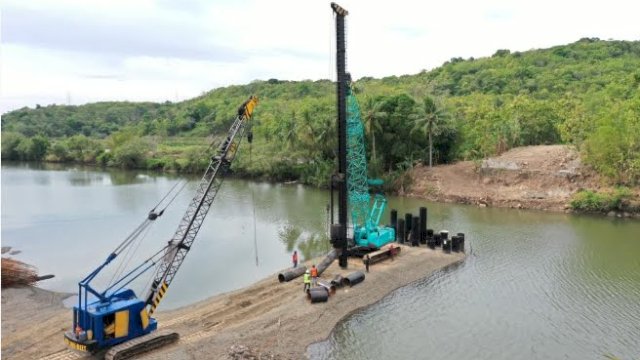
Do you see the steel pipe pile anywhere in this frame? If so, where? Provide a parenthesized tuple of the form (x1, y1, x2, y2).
(419, 207, 427, 244)
(308, 287, 329, 303)
(342, 271, 365, 287)
(278, 266, 307, 283)
(317, 248, 339, 276)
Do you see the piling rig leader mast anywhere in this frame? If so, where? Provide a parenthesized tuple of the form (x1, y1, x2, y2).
(64, 96, 258, 359)
(329, 3, 395, 267)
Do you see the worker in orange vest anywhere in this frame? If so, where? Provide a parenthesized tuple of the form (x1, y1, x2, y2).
(310, 264, 318, 286)
(292, 251, 298, 268)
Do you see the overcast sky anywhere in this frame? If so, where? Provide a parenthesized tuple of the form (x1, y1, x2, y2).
(1, 0, 638, 113)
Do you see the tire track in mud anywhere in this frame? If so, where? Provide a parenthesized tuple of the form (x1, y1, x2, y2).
(38, 349, 86, 360)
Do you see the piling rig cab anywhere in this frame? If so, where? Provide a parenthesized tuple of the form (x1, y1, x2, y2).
(64, 96, 258, 359)
(329, 3, 395, 259)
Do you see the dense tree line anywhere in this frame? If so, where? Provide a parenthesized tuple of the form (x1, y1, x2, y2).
(2, 38, 639, 187)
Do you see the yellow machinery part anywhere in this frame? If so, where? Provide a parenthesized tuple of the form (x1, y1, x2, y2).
(64, 336, 88, 352)
(149, 281, 168, 316)
(140, 308, 150, 330)
(245, 96, 258, 119)
(115, 310, 129, 338)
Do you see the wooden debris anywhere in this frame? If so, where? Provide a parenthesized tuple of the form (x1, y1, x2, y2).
(1, 257, 48, 288)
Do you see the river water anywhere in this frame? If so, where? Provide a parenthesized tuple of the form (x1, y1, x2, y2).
(2, 163, 639, 359)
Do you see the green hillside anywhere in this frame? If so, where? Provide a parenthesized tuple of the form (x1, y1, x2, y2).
(2, 38, 639, 186)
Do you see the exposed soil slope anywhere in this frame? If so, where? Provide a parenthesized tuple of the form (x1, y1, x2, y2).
(407, 145, 638, 213)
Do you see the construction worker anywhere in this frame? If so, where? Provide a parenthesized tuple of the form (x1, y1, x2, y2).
(364, 254, 370, 273)
(310, 264, 318, 286)
(303, 269, 311, 292)
(389, 243, 396, 261)
(75, 324, 87, 341)
(292, 250, 298, 268)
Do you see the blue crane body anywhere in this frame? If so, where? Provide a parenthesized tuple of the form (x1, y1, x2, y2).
(64, 96, 258, 358)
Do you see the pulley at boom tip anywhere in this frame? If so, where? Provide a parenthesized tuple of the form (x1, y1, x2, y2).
(331, 2, 348, 16)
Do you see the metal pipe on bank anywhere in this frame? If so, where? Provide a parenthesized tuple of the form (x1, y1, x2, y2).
(441, 230, 452, 253)
(412, 216, 420, 246)
(419, 207, 427, 244)
(330, 274, 344, 288)
(277, 248, 338, 282)
(317, 280, 337, 295)
(308, 287, 329, 303)
(427, 229, 436, 248)
(317, 248, 338, 276)
(404, 213, 412, 242)
(278, 266, 307, 283)
(390, 209, 398, 232)
(397, 218, 406, 244)
(342, 271, 365, 287)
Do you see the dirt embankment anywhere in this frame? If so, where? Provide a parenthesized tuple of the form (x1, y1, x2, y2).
(1, 246, 464, 360)
(407, 145, 640, 215)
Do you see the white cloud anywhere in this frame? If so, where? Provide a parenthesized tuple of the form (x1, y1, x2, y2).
(1, 0, 638, 113)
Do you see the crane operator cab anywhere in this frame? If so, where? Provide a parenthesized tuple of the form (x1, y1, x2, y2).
(64, 289, 156, 353)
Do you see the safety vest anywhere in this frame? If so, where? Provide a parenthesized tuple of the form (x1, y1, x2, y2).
(310, 267, 318, 277)
(303, 273, 311, 283)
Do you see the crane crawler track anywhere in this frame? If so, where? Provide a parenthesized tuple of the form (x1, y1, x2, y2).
(104, 331, 179, 360)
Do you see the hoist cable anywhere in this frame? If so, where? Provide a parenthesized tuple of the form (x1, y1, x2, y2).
(249, 135, 259, 267)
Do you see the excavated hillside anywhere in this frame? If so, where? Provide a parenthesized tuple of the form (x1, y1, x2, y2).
(407, 145, 638, 215)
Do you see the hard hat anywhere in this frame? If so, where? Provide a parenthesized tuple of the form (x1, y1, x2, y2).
(305, 270, 310, 274)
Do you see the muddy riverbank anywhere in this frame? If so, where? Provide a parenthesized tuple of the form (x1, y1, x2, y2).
(1, 245, 464, 359)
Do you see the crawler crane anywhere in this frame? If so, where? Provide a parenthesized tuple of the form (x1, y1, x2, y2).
(64, 96, 258, 360)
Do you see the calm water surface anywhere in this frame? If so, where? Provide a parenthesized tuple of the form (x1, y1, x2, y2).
(308, 198, 640, 359)
(1, 163, 331, 309)
(2, 163, 639, 359)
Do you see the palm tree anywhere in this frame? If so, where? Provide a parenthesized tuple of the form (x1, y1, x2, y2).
(411, 96, 447, 168)
(278, 110, 298, 150)
(361, 96, 387, 169)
